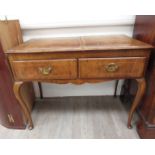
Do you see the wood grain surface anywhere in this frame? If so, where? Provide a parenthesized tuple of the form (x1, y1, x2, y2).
(79, 57, 147, 79)
(7, 35, 152, 54)
(12, 59, 77, 80)
(0, 20, 23, 53)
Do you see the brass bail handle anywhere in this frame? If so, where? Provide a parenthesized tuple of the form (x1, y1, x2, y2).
(105, 63, 119, 72)
(38, 66, 52, 75)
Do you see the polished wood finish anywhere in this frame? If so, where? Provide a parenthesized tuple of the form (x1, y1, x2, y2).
(79, 57, 148, 79)
(11, 59, 77, 81)
(8, 49, 150, 60)
(8, 35, 152, 53)
(121, 15, 155, 138)
(0, 20, 35, 129)
(6, 35, 152, 129)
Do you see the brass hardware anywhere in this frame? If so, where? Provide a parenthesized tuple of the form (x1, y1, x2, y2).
(7, 114, 15, 123)
(38, 67, 52, 75)
(105, 63, 119, 72)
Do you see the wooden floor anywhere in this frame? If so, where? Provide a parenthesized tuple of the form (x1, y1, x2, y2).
(0, 96, 139, 139)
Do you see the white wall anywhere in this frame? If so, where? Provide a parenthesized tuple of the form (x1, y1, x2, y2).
(0, 2, 136, 97)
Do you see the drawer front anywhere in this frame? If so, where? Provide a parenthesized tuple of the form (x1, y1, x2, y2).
(11, 59, 77, 80)
(79, 57, 147, 79)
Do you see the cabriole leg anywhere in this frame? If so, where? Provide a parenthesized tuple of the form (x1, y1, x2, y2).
(127, 78, 146, 129)
(13, 81, 33, 130)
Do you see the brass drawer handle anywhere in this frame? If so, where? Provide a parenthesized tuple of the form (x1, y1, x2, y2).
(105, 63, 119, 72)
(38, 67, 52, 75)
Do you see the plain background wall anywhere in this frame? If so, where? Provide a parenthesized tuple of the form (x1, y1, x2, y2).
(0, 2, 136, 97)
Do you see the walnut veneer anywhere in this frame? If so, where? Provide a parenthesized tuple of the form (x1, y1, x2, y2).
(6, 35, 152, 129)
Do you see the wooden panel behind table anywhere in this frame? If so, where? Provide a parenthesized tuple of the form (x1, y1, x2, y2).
(120, 15, 155, 138)
(0, 20, 23, 52)
(0, 20, 35, 129)
(0, 43, 25, 128)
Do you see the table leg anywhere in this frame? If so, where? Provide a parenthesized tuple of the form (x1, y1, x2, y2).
(127, 78, 146, 129)
(114, 80, 119, 97)
(38, 82, 43, 99)
(13, 81, 33, 130)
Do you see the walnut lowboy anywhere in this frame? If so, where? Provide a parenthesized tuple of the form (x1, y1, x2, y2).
(6, 35, 153, 130)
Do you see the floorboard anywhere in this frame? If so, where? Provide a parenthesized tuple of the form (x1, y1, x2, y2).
(0, 96, 139, 139)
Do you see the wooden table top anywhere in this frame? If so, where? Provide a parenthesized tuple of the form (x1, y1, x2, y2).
(7, 35, 153, 54)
